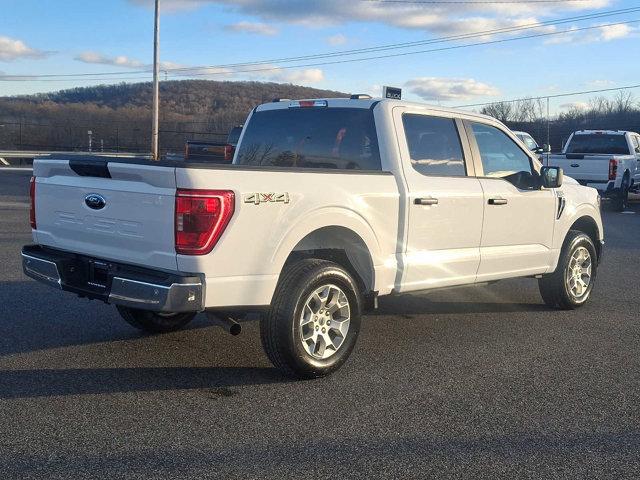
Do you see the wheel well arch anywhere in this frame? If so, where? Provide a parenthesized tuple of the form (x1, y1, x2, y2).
(569, 215, 601, 259)
(282, 226, 375, 295)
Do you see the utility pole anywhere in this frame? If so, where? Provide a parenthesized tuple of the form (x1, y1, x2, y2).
(151, 0, 160, 160)
(546, 96, 550, 157)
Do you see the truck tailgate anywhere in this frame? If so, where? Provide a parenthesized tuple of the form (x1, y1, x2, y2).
(550, 154, 611, 182)
(33, 159, 178, 271)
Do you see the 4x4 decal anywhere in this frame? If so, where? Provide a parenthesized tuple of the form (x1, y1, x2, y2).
(244, 192, 290, 205)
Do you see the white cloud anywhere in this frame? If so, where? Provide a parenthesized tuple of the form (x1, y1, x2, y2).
(129, 0, 209, 12)
(266, 67, 324, 84)
(225, 21, 278, 36)
(599, 23, 631, 41)
(75, 51, 193, 72)
(546, 23, 635, 45)
(560, 102, 589, 110)
(0, 36, 49, 61)
(585, 79, 615, 89)
(75, 51, 146, 68)
(127, 0, 615, 40)
(72, 49, 322, 84)
(326, 34, 347, 46)
(405, 77, 499, 102)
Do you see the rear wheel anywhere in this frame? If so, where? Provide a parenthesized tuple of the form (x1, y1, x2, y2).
(538, 230, 597, 310)
(610, 174, 630, 212)
(116, 306, 196, 333)
(260, 259, 362, 379)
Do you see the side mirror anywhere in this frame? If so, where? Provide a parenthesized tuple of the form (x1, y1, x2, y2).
(541, 166, 563, 188)
(542, 143, 551, 153)
(534, 147, 544, 154)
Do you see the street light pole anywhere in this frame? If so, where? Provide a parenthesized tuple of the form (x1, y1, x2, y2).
(151, 0, 160, 161)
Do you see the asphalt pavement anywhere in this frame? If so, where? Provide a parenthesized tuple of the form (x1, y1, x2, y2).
(1, 169, 639, 479)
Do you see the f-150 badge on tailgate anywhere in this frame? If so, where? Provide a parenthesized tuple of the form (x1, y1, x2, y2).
(244, 192, 290, 205)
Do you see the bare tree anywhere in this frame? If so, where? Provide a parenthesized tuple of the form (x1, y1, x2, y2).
(480, 101, 514, 123)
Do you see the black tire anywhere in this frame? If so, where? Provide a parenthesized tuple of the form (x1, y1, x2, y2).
(538, 230, 598, 310)
(260, 259, 362, 379)
(116, 306, 196, 333)
(610, 174, 630, 212)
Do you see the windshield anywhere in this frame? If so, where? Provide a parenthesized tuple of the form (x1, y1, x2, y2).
(566, 134, 629, 155)
(517, 134, 538, 151)
(235, 107, 381, 170)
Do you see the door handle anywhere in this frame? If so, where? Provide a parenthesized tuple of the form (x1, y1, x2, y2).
(415, 197, 439, 206)
(488, 197, 508, 205)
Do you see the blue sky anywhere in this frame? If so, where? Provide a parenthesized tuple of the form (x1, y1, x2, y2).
(1, 0, 638, 113)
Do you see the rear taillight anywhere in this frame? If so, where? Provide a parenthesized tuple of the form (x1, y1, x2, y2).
(609, 158, 618, 181)
(29, 176, 36, 229)
(175, 189, 234, 255)
(223, 144, 235, 162)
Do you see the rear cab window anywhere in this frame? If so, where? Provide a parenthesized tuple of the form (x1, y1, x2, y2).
(566, 134, 630, 155)
(235, 106, 381, 170)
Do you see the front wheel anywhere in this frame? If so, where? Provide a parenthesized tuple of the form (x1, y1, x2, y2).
(260, 259, 362, 379)
(116, 306, 196, 333)
(539, 230, 597, 310)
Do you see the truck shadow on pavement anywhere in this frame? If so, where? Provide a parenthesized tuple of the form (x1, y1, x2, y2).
(0, 281, 286, 397)
(372, 291, 549, 316)
(0, 366, 283, 399)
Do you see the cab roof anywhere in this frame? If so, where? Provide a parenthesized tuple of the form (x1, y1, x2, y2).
(574, 130, 628, 135)
(256, 97, 499, 123)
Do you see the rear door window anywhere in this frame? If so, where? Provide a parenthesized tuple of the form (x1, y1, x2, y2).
(402, 114, 466, 176)
(235, 107, 381, 170)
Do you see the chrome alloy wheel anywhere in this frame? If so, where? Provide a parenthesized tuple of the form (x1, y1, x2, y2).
(565, 246, 592, 300)
(299, 284, 351, 360)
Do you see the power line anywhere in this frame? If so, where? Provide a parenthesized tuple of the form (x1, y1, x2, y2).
(167, 19, 640, 77)
(2, 6, 639, 81)
(4, 18, 637, 83)
(167, 7, 640, 71)
(363, 0, 590, 3)
(454, 83, 640, 108)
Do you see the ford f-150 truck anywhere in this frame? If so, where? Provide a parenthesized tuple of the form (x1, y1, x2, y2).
(543, 130, 640, 211)
(22, 96, 604, 379)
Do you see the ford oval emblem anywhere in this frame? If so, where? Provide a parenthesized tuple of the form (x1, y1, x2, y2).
(85, 193, 106, 210)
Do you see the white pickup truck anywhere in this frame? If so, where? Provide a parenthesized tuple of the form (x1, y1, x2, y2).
(22, 96, 604, 378)
(544, 130, 640, 211)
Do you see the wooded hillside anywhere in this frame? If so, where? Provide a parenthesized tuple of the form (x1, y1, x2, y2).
(0, 80, 346, 153)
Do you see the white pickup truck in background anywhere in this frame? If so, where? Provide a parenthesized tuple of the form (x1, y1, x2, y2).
(543, 130, 640, 211)
(22, 96, 604, 378)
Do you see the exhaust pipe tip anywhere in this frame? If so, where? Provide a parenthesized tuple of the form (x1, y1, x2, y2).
(228, 322, 242, 336)
(207, 312, 242, 336)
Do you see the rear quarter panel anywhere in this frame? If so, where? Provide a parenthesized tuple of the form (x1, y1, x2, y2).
(175, 167, 400, 307)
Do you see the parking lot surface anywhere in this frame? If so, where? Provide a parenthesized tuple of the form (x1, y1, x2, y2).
(1, 169, 639, 479)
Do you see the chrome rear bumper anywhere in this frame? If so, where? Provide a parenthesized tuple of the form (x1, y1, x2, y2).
(21, 245, 204, 313)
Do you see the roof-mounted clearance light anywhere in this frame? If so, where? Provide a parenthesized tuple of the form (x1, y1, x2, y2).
(350, 94, 372, 100)
(289, 100, 328, 108)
